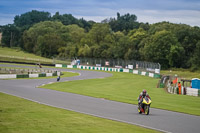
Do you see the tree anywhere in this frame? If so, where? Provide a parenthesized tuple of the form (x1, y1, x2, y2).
(23, 21, 69, 57)
(143, 30, 179, 69)
(191, 41, 200, 71)
(14, 10, 51, 29)
(51, 12, 94, 31)
(167, 44, 185, 68)
(108, 13, 139, 33)
(87, 23, 111, 45)
(1, 24, 20, 47)
(127, 28, 148, 60)
(78, 44, 91, 57)
(66, 24, 85, 44)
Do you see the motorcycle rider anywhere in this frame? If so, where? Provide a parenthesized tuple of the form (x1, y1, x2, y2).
(138, 89, 151, 109)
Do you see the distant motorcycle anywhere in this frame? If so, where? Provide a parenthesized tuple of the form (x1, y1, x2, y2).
(138, 96, 152, 115)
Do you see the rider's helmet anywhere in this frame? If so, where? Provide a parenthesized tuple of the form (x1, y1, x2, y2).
(142, 89, 147, 96)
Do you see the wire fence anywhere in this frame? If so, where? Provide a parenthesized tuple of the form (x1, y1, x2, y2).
(0, 54, 160, 73)
(53, 57, 161, 73)
(79, 57, 159, 69)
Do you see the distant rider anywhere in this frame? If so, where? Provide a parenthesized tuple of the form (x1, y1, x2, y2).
(138, 89, 151, 107)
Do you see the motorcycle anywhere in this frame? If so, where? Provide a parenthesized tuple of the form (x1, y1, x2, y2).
(138, 96, 152, 115)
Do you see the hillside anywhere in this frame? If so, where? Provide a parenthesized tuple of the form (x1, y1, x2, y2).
(0, 47, 60, 65)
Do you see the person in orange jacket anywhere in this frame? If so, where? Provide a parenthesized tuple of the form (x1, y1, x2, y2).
(178, 82, 181, 94)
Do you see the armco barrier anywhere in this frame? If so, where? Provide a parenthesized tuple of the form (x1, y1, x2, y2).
(149, 73, 154, 78)
(138, 70, 142, 75)
(141, 71, 146, 76)
(46, 73, 53, 77)
(55, 64, 62, 67)
(17, 74, 29, 78)
(29, 74, 39, 78)
(145, 72, 149, 76)
(0, 74, 16, 79)
(133, 70, 138, 74)
(0, 72, 60, 79)
(129, 69, 133, 73)
(55, 64, 161, 79)
(123, 69, 129, 73)
(62, 64, 67, 67)
(39, 73, 46, 77)
(154, 74, 161, 78)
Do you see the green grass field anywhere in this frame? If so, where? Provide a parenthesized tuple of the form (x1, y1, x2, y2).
(42, 72, 200, 116)
(0, 92, 160, 133)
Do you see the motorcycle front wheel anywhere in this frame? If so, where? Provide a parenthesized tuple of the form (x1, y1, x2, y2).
(145, 105, 150, 115)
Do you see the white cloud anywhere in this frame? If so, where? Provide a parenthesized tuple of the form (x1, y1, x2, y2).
(0, 13, 15, 25)
(0, 0, 200, 27)
(134, 9, 200, 26)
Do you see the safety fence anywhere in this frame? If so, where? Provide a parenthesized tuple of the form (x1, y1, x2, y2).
(55, 64, 161, 78)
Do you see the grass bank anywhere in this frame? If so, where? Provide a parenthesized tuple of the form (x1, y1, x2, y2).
(161, 68, 200, 79)
(0, 47, 68, 65)
(0, 92, 160, 133)
(42, 72, 200, 116)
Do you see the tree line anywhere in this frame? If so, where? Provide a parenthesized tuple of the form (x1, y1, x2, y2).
(0, 10, 200, 70)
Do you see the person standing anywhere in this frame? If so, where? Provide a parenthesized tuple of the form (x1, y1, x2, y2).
(178, 82, 181, 94)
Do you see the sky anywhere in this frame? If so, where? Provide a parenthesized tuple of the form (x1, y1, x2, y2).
(0, 0, 200, 27)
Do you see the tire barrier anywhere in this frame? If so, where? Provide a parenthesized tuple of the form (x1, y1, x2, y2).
(165, 78, 200, 97)
(55, 64, 161, 79)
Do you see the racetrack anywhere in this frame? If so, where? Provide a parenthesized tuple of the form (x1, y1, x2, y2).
(0, 64, 200, 133)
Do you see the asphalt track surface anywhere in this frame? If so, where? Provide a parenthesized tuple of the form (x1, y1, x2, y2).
(0, 64, 200, 133)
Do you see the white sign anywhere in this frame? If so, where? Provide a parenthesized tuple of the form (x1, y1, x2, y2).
(105, 61, 109, 66)
(96, 64, 101, 67)
(155, 69, 160, 74)
(128, 65, 133, 69)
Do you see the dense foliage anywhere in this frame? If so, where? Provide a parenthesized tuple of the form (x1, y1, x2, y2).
(0, 10, 200, 69)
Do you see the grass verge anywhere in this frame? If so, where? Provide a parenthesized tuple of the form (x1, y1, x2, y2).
(42, 72, 200, 116)
(0, 92, 160, 133)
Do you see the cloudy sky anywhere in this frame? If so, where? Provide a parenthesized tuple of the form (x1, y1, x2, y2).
(0, 0, 200, 26)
